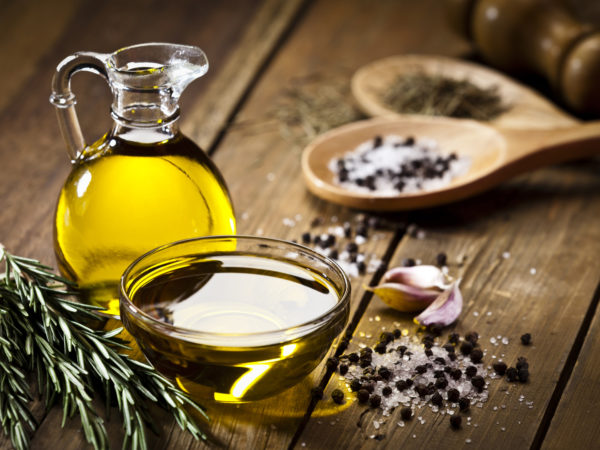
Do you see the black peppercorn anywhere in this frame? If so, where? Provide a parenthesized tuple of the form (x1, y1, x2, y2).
(348, 352, 359, 363)
(350, 379, 361, 392)
(506, 367, 519, 382)
(520, 333, 532, 345)
(301, 232, 311, 244)
(395, 380, 408, 391)
(450, 369, 462, 380)
(424, 349, 433, 357)
(364, 382, 375, 393)
(346, 242, 358, 253)
(471, 375, 485, 391)
(357, 389, 370, 403)
(450, 414, 462, 429)
(369, 394, 381, 408)
(465, 366, 477, 378)
(359, 358, 371, 368)
(447, 388, 460, 403)
(415, 365, 428, 374)
(448, 353, 457, 361)
(436, 252, 447, 266)
(518, 369, 529, 383)
(470, 348, 483, 363)
(448, 333, 460, 344)
(431, 392, 444, 407)
(435, 378, 448, 389)
(405, 378, 414, 387)
(380, 331, 394, 344)
(339, 364, 348, 376)
(374, 342, 387, 354)
(415, 383, 428, 397)
(493, 361, 507, 376)
(443, 343, 455, 353)
(393, 328, 401, 338)
(356, 224, 368, 238)
(434, 357, 446, 365)
(331, 389, 344, 404)
(401, 407, 412, 421)
(402, 258, 416, 267)
(382, 386, 392, 397)
(378, 366, 391, 380)
(465, 331, 479, 345)
(326, 357, 339, 371)
(460, 341, 473, 355)
(458, 397, 470, 411)
(516, 357, 529, 371)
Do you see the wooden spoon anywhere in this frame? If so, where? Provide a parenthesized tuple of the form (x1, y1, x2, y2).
(301, 116, 600, 211)
(351, 54, 578, 129)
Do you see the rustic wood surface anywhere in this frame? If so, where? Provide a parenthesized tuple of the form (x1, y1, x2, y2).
(1, 0, 599, 449)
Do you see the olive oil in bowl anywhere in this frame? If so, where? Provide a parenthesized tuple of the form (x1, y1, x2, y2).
(120, 236, 350, 403)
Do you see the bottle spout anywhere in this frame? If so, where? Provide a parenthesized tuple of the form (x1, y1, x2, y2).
(107, 43, 209, 125)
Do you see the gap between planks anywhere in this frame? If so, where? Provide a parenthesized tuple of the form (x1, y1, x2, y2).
(531, 278, 600, 449)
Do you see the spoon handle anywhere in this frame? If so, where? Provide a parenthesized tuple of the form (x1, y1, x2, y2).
(500, 122, 600, 174)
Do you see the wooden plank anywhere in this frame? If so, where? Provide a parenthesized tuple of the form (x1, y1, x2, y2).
(541, 291, 600, 450)
(299, 164, 600, 448)
(0, 0, 300, 448)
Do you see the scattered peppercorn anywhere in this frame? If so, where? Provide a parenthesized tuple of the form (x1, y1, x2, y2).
(516, 357, 529, 371)
(520, 333, 532, 345)
(348, 352, 359, 363)
(396, 380, 408, 391)
(465, 365, 478, 378)
(424, 349, 433, 357)
(415, 365, 428, 374)
(447, 388, 460, 402)
(448, 333, 460, 344)
(301, 232, 311, 244)
(470, 348, 483, 363)
(402, 258, 416, 267)
(450, 414, 462, 429)
(401, 407, 413, 421)
(350, 379, 362, 392)
(471, 375, 485, 391)
(380, 331, 395, 344)
(450, 368, 462, 380)
(339, 364, 349, 376)
(436, 252, 447, 266)
(443, 343, 456, 353)
(458, 397, 470, 411)
(465, 332, 479, 345)
(374, 342, 387, 354)
(326, 357, 339, 371)
(357, 389, 370, 403)
(518, 369, 529, 383)
(431, 392, 444, 407)
(382, 386, 392, 397)
(493, 361, 507, 376)
(434, 357, 446, 365)
(331, 389, 345, 404)
(393, 329, 401, 338)
(506, 367, 519, 382)
(364, 382, 375, 393)
(435, 378, 448, 389)
(369, 394, 382, 408)
(460, 341, 473, 355)
(378, 366, 391, 380)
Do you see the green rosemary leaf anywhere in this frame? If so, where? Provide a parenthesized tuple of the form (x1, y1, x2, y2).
(0, 247, 208, 450)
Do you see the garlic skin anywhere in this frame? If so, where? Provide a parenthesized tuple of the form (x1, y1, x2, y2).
(367, 265, 450, 312)
(414, 280, 463, 327)
(383, 265, 450, 290)
(367, 283, 440, 312)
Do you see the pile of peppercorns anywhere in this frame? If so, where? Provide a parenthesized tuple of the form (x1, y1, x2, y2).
(324, 328, 532, 430)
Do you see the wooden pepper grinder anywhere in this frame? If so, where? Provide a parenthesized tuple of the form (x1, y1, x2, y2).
(445, 0, 600, 117)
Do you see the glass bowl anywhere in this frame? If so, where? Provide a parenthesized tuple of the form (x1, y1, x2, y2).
(120, 235, 350, 403)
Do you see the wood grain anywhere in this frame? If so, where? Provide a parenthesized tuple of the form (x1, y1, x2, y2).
(541, 290, 600, 450)
(299, 164, 600, 448)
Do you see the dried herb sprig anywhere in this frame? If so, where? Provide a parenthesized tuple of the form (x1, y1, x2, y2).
(274, 73, 365, 144)
(381, 73, 509, 121)
(0, 245, 207, 450)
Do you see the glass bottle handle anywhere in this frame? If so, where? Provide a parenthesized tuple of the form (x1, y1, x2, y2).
(50, 52, 110, 161)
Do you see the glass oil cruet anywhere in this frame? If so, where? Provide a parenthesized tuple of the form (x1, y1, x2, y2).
(50, 43, 236, 316)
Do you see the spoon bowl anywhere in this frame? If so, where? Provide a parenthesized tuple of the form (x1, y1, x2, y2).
(301, 116, 600, 210)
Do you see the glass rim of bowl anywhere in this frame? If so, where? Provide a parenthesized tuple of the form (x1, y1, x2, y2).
(119, 235, 351, 347)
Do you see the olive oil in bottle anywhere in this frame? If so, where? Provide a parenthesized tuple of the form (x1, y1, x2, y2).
(54, 133, 236, 316)
(122, 252, 347, 402)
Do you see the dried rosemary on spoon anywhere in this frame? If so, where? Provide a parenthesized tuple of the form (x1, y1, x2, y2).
(0, 245, 207, 450)
(381, 73, 509, 121)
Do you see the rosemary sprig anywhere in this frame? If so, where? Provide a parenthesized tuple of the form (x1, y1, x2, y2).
(0, 245, 208, 450)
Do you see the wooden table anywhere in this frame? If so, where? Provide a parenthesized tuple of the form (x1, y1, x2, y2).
(1, 0, 600, 448)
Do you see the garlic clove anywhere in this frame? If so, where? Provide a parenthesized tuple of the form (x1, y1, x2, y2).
(414, 280, 463, 327)
(383, 265, 450, 290)
(366, 282, 440, 312)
